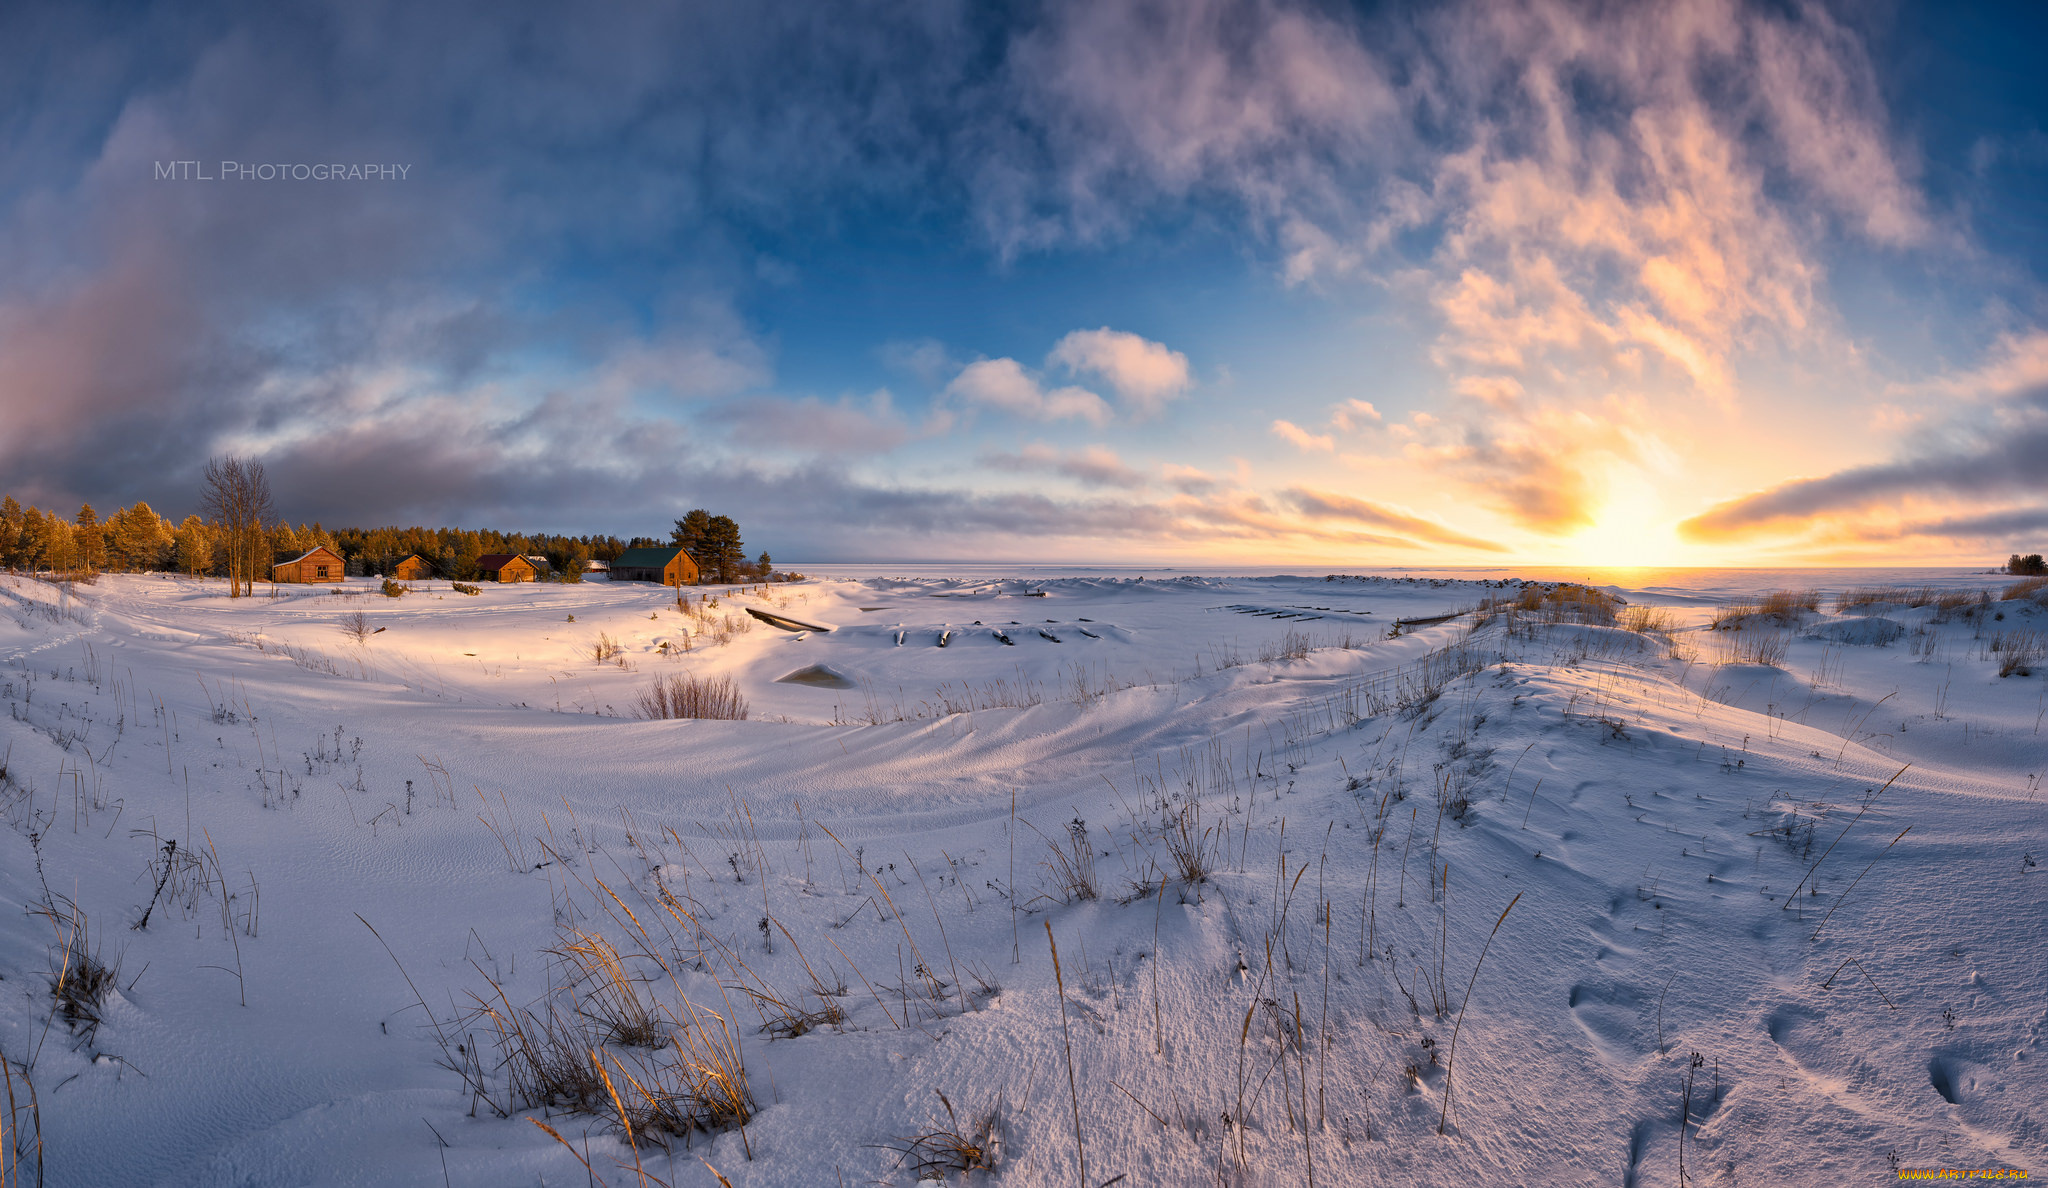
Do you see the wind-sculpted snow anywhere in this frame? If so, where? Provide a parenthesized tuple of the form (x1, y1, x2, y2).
(0, 570, 2041, 1185)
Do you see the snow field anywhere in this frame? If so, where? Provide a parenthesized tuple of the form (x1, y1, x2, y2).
(0, 570, 2042, 1185)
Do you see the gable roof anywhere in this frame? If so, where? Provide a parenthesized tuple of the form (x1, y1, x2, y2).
(476, 554, 531, 570)
(276, 545, 343, 566)
(612, 546, 688, 568)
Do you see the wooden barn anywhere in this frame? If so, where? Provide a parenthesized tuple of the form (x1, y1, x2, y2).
(477, 554, 538, 583)
(389, 554, 432, 581)
(610, 546, 699, 586)
(273, 545, 345, 584)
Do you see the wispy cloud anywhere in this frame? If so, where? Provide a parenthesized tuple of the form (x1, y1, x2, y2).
(1284, 487, 1506, 552)
(1270, 419, 1334, 452)
(980, 442, 1148, 489)
(1680, 334, 2048, 544)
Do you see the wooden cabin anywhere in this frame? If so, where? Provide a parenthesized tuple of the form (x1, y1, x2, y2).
(389, 554, 432, 581)
(522, 555, 553, 577)
(610, 546, 699, 585)
(273, 545, 345, 584)
(477, 554, 538, 583)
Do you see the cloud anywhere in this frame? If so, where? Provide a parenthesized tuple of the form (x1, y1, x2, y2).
(1284, 487, 1507, 552)
(1890, 331, 2048, 402)
(1401, 402, 1651, 534)
(1677, 340, 2048, 543)
(1329, 399, 1381, 431)
(0, 0, 1960, 562)
(705, 390, 909, 455)
(943, 358, 1111, 425)
(980, 442, 1148, 489)
(1046, 327, 1191, 417)
(1270, 419, 1334, 452)
(1161, 463, 1221, 495)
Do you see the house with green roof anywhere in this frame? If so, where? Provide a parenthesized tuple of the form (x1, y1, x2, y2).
(610, 546, 698, 585)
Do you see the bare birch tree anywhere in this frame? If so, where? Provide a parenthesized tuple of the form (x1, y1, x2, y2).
(200, 455, 274, 597)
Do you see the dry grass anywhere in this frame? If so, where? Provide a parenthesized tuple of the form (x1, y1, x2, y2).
(1485, 583, 1620, 626)
(591, 633, 624, 663)
(1161, 798, 1219, 885)
(1034, 818, 1099, 903)
(1757, 589, 1821, 617)
(466, 930, 756, 1143)
(1619, 605, 1676, 634)
(2001, 576, 2048, 604)
(450, 581, 481, 596)
(339, 609, 373, 642)
(886, 1090, 1000, 1181)
(634, 672, 749, 720)
(1, 1056, 41, 1188)
(1835, 586, 1987, 619)
(1992, 630, 2046, 677)
(1712, 627, 1790, 667)
(39, 898, 117, 1039)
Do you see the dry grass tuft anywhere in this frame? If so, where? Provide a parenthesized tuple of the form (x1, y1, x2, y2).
(886, 1090, 1000, 1181)
(39, 899, 117, 1038)
(2002, 576, 2048, 604)
(1992, 630, 2046, 677)
(1034, 818, 1099, 903)
(1486, 583, 1620, 626)
(1757, 589, 1821, 617)
(467, 939, 756, 1142)
(634, 672, 750, 720)
(1, 1056, 41, 1188)
(1619, 605, 1676, 635)
(1161, 798, 1219, 885)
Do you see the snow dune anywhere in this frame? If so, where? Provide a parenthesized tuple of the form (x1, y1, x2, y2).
(0, 569, 2041, 1186)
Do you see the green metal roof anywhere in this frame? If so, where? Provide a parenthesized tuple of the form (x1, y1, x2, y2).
(612, 547, 686, 567)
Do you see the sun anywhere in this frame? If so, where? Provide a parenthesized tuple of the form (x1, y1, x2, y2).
(1553, 482, 1690, 569)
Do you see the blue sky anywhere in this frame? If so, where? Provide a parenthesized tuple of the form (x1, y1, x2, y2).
(3, 0, 2047, 565)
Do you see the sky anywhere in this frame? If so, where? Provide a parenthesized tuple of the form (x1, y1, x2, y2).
(2, 0, 2047, 567)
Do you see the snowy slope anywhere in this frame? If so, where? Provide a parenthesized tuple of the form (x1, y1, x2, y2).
(0, 570, 2041, 1186)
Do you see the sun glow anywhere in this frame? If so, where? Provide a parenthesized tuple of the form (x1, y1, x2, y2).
(1553, 481, 1689, 568)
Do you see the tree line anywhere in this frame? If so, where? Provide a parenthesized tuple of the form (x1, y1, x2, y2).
(1, 457, 774, 588)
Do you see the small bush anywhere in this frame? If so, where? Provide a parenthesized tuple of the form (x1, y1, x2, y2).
(451, 582, 481, 596)
(634, 673, 750, 720)
(380, 578, 406, 598)
(593, 633, 624, 663)
(339, 610, 373, 642)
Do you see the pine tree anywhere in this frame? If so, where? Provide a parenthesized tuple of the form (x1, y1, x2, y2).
(74, 504, 107, 572)
(174, 516, 213, 576)
(672, 509, 713, 576)
(112, 502, 174, 571)
(0, 497, 20, 569)
(706, 515, 745, 583)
